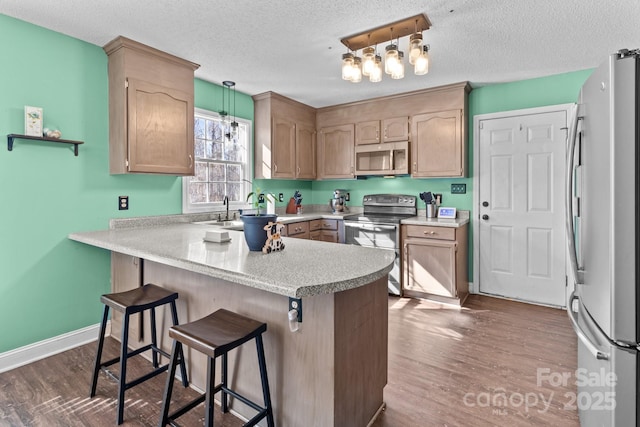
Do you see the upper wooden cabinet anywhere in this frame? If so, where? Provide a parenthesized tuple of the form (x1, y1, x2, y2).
(355, 116, 408, 145)
(411, 109, 464, 177)
(318, 82, 470, 179)
(253, 92, 317, 179)
(103, 36, 199, 175)
(317, 124, 355, 179)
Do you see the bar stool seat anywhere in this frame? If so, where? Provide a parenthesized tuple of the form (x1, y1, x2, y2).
(90, 283, 188, 425)
(159, 309, 274, 427)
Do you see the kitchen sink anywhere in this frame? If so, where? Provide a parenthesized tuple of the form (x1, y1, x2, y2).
(192, 219, 244, 230)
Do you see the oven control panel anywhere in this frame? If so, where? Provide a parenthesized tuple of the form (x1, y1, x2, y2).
(363, 194, 416, 207)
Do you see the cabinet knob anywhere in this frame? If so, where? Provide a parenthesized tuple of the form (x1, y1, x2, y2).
(424, 231, 436, 235)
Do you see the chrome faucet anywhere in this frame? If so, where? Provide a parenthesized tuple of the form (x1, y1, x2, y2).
(223, 195, 230, 221)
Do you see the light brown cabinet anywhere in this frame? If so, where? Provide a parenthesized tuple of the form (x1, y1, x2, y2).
(317, 124, 355, 179)
(401, 224, 468, 305)
(411, 109, 465, 177)
(309, 219, 339, 243)
(283, 221, 310, 239)
(355, 117, 408, 145)
(103, 36, 199, 175)
(253, 92, 316, 179)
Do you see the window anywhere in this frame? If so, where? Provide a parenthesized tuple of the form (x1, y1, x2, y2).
(182, 108, 251, 213)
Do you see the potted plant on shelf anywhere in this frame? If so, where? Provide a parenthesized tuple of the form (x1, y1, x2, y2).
(240, 187, 277, 251)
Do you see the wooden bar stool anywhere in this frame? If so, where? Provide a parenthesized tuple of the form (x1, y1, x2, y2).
(90, 283, 189, 425)
(159, 309, 274, 427)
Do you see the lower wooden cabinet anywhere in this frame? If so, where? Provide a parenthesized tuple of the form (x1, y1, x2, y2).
(282, 219, 343, 243)
(309, 219, 339, 242)
(401, 224, 468, 305)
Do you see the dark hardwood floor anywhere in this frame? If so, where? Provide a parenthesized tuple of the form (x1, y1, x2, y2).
(0, 294, 578, 426)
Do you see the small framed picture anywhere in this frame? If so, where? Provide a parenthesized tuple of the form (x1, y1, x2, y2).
(25, 106, 43, 137)
(437, 207, 457, 219)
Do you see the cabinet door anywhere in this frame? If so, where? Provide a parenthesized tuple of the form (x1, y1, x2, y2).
(382, 116, 408, 142)
(403, 238, 457, 298)
(356, 120, 380, 145)
(296, 123, 316, 179)
(411, 110, 463, 177)
(272, 115, 296, 178)
(127, 78, 194, 174)
(318, 124, 355, 179)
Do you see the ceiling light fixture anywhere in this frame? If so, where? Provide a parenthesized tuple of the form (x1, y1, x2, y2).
(339, 13, 431, 83)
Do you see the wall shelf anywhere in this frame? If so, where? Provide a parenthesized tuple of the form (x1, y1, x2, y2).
(7, 133, 84, 156)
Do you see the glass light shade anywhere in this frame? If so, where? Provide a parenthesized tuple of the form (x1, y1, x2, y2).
(362, 47, 375, 76)
(369, 55, 382, 83)
(342, 53, 354, 80)
(391, 51, 405, 79)
(351, 56, 362, 83)
(384, 44, 398, 75)
(414, 45, 430, 75)
(409, 33, 423, 65)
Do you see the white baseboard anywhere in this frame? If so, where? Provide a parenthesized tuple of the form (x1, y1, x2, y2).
(0, 322, 107, 374)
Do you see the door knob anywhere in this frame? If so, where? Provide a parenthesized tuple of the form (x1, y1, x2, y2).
(482, 201, 489, 207)
(482, 214, 489, 220)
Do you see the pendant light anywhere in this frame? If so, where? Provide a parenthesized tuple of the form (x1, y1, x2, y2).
(342, 52, 355, 80)
(351, 55, 363, 83)
(409, 19, 423, 65)
(222, 81, 237, 140)
(414, 45, 430, 75)
(384, 27, 398, 75)
(369, 52, 382, 83)
(362, 46, 375, 77)
(391, 51, 405, 79)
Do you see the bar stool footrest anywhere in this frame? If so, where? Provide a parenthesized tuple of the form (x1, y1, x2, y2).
(167, 394, 206, 423)
(215, 384, 266, 414)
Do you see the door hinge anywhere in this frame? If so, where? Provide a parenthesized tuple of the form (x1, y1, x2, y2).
(479, 121, 483, 129)
(125, 80, 129, 88)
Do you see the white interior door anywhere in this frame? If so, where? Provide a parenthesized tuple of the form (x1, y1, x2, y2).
(477, 109, 567, 306)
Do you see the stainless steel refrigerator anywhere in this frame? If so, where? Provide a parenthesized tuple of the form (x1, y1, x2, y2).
(567, 49, 639, 426)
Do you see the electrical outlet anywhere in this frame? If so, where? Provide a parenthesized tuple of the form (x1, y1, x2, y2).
(345, 192, 350, 201)
(451, 183, 466, 194)
(278, 193, 284, 202)
(258, 193, 265, 203)
(118, 196, 129, 210)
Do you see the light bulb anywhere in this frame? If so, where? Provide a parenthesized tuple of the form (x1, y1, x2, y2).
(414, 45, 430, 75)
(391, 51, 405, 79)
(342, 53, 354, 80)
(362, 47, 375, 77)
(384, 44, 398, 75)
(369, 55, 382, 82)
(351, 56, 362, 83)
(409, 33, 423, 65)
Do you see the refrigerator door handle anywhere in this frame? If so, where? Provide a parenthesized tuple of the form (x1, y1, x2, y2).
(567, 292, 609, 360)
(565, 105, 584, 284)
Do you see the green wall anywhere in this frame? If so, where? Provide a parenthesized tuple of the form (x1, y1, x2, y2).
(0, 14, 252, 353)
(0, 13, 594, 355)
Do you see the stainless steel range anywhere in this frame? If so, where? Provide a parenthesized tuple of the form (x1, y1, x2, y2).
(343, 194, 417, 295)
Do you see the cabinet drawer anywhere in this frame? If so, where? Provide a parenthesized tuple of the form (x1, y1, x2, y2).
(310, 219, 338, 231)
(404, 225, 456, 241)
(287, 221, 309, 236)
(310, 230, 339, 243)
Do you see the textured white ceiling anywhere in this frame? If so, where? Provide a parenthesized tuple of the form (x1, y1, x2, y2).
(2, 0, 640, 108)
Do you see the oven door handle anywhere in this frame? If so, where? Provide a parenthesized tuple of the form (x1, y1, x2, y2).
(344, 222, 397, 231)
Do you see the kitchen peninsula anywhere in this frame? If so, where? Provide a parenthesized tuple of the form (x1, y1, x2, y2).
(69, 219, 394, 427)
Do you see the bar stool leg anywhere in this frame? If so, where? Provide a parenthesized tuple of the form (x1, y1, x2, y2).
(169, 301, 189, 387)
(150, 307, 159, 368)
(116, 312, 130, 425)
(90, 305, 110, 397)
(221, 352, 229, 413)
(205, 356, 216, 427)
(256, 334, 275, 427)
(159, 340, 181, 427)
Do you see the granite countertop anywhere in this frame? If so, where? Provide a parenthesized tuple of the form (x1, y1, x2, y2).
(401, 210, 470, 228)
(69, 223, 394, 298)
